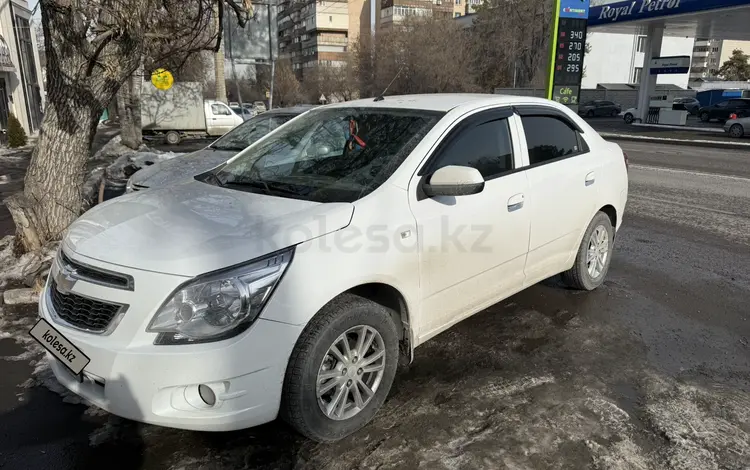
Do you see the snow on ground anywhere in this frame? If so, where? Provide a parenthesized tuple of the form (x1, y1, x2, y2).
(82, 135, 185, 206)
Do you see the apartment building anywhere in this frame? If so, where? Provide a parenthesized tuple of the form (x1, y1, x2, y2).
(379, 0, 454, 30)
(277, 0, 356, 77)
(0, 0, 45, 136)
(452, 0, 481, 18)
(687, 38, 750, 87)
(688, 38, 723, 85)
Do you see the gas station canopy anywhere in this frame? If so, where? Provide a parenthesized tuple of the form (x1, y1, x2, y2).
(588, 0, 750, 40)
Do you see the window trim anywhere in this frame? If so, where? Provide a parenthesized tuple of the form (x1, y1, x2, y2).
(514, 106, 591, 169)
(417, 107, 515, 179)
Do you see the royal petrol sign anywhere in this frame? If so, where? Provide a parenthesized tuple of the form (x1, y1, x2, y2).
(589, 0, 750, 25)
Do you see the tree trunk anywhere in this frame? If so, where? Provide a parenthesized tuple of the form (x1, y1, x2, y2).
(5, 1, 133, 252)
(214, 8, 228, 104)
(118, 62, 144, 150)
(8, 94, 102, 251)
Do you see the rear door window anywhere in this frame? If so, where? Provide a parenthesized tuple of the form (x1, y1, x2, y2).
(520, 115, 583, 165)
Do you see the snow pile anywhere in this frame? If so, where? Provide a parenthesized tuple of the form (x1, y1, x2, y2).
(0, 236, 57, 290)
(82, 135, 185, 208)
(104, 150, 183, 181)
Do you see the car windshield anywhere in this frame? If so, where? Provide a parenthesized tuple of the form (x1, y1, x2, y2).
(210, 114, 296, 152)
(208, 107, 443, 203)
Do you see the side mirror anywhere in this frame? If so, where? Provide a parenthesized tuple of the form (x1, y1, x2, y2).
(423, 165, 484, 198)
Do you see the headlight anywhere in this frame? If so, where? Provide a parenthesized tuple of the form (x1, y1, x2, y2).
(125, 176, 135, 193)
(147, 248, 293, 345)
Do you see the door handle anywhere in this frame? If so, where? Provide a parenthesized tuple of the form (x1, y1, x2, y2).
(507, 193, 524, 212)
(585, 172, 596, 186)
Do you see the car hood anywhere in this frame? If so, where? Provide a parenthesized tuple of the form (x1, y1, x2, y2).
(129, 148, 238, 190)
(63, 180, 355, 276)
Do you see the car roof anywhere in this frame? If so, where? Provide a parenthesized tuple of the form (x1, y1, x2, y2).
(321, 93, 562, 113)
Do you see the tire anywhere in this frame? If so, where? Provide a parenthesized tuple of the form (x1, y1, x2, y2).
(281, 293, 400, 442)
(562, 212, 614, 291)
(624, 113, 634, 124)
(165, 131, 181, 145)
(729, 124, 744, 138)
(700, 112, 710, 122)
(586, 110, 594, 118)
(611, 110, 619, 117)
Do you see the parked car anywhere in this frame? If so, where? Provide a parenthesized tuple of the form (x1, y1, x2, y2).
(35, 94, 628, 443)
(253, 100, 268, 113)
(126, 106, 315, 193)
(230, 106, 256, 121)
(578, 100, 622, 117)
(724, 115, 750, 138)
(698, 98, 750, 122)
(673, 97, 701, 115)
(621, 107, 638, 124)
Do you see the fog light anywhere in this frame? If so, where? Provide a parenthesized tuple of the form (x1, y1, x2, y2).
(198, 384, 216, 406)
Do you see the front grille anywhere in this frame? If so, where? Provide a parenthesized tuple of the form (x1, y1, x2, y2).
(131, 183, 149, 192)
(60, 252, 133, 290)
(49, 280, 123, 333)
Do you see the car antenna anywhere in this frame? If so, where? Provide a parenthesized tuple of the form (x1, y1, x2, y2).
(374, 66, 404, 102)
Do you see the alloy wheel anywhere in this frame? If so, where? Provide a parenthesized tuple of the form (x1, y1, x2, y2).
(587, 225, 609, 279)
(316, 325, 386, 421)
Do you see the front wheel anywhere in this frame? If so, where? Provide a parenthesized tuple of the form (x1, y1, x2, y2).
(729, 124, 744, 138)
(281, 293, 400, 442)
(586, 110, 594, 118)
(611, 109, 619, 117)
(700, 112, 710, 122)
(624, 113, 634, 124)
(562, 212, 614, 291)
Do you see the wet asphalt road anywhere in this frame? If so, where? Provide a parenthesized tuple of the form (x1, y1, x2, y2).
(1, 140, 749, 469)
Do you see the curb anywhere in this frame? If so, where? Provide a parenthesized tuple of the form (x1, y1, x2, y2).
(631, 122, 725, 134)
(599, 132, 750, 150)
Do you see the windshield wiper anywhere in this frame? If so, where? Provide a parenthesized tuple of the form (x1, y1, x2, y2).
(223, 179, 272, 194)
(210, 144, 246, 151)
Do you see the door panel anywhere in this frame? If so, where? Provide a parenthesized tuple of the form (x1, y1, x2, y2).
(516, 112, 600, 284)
(411, 172, 530, 335)
(409, 111, 530, 337)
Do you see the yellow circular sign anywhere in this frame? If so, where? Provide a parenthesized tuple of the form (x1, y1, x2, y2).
(151, 68, 174, 91)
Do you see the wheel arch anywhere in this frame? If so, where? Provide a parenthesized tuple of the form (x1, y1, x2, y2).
(343, 283, 414, 364)
(599, 204, 617, 233)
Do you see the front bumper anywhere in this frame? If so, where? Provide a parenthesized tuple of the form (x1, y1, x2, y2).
(40, 251, 303, 432)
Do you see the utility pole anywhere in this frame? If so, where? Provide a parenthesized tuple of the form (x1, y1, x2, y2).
(227, 16, 245, 109)
(267, 0, 275, 110)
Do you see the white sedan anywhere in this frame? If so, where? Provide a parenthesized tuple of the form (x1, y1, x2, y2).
(33, 94, 629, 442)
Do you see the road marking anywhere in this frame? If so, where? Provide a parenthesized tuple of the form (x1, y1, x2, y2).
(630, 194, 740, 217)
(630, 164, 750, 182)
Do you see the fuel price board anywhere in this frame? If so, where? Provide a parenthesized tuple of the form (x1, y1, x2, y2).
(546, 0, 590, 112)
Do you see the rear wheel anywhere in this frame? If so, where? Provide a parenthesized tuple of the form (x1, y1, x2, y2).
(611, 109, 619, 117)
(281, 293, 399, 442)
(586, 110, 594, 118)
(729, 123, 744, 138)
(165, 131, 181, 145)
(562, 212, 614, 291)
(700, 112, 710, 122)
(624, 113, 634, 124)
